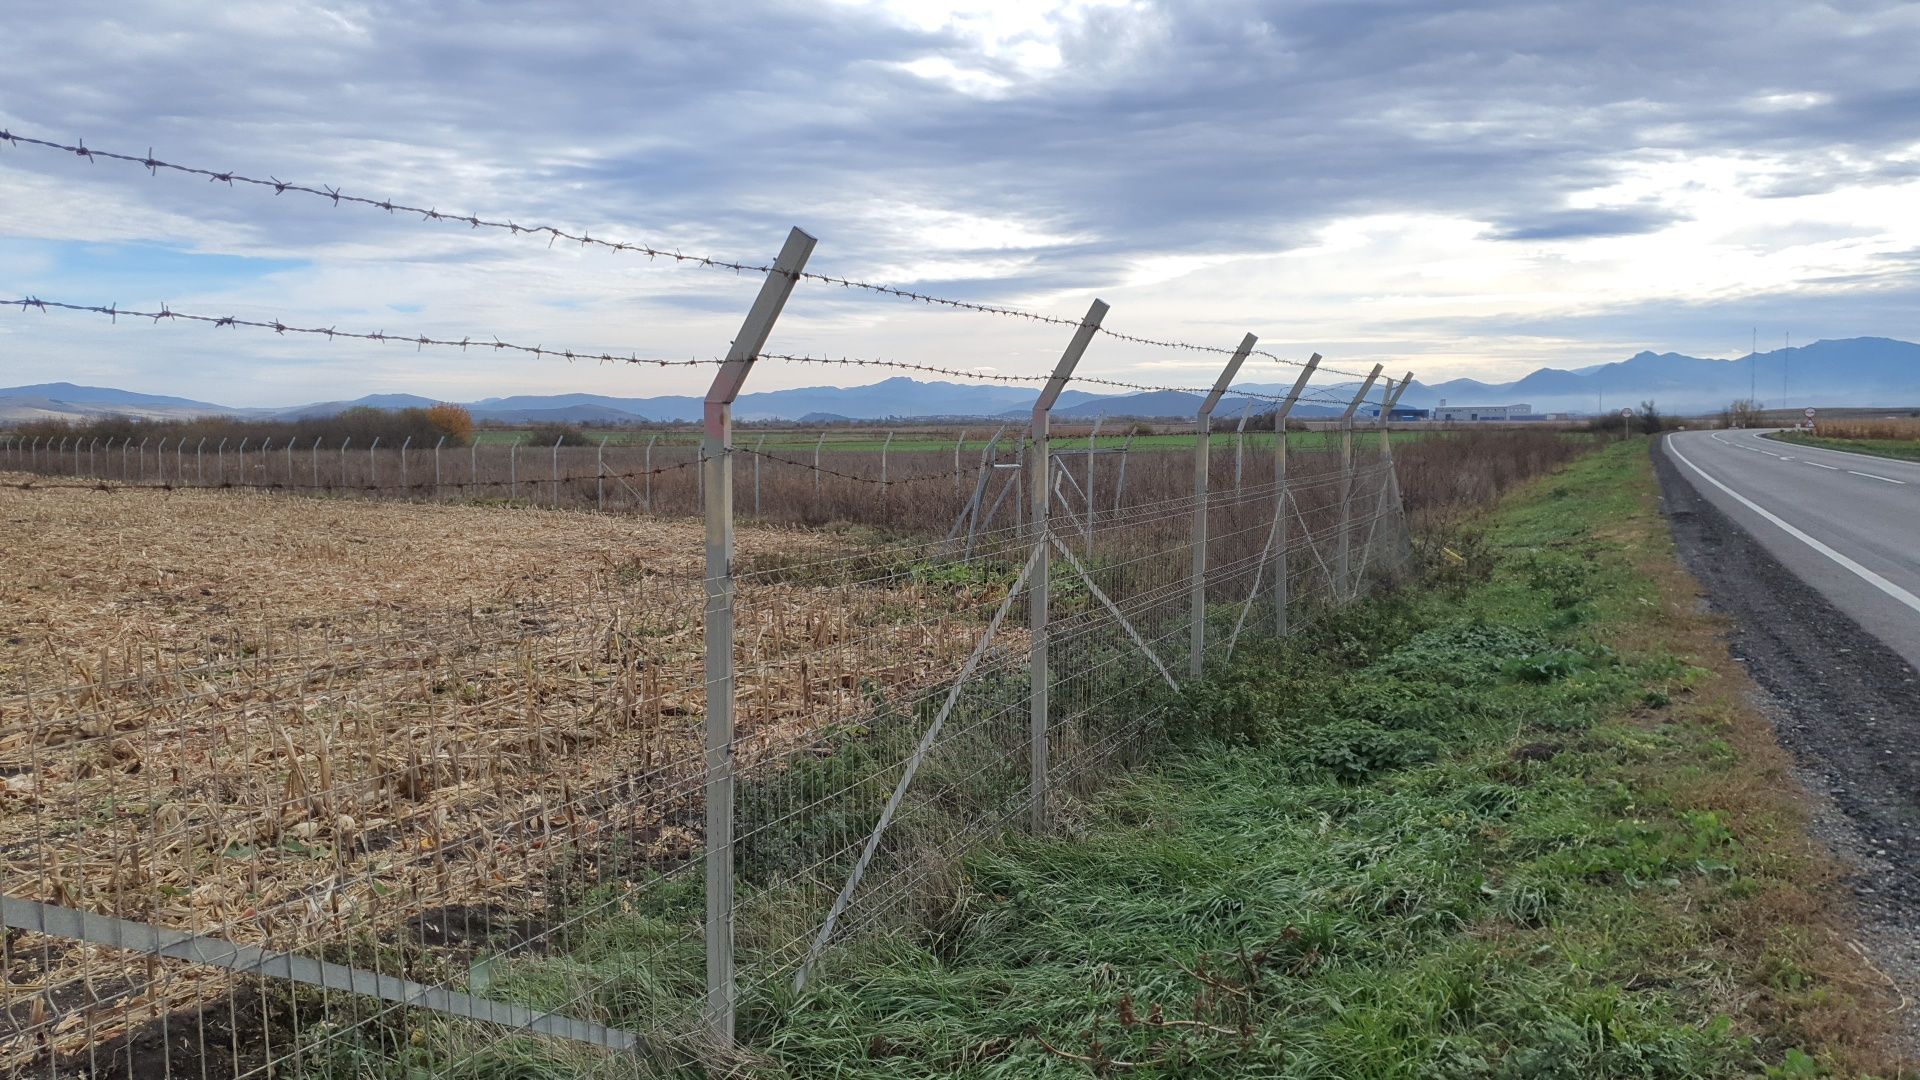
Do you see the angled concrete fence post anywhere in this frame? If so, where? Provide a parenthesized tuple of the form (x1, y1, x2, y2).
(1272, 353, 1321, 636)
(1191, 334, 1258, 677)
(1337, 364, 1384, 601)
(700, 226, 815, 1047)
(1031, 300, 1107, 832)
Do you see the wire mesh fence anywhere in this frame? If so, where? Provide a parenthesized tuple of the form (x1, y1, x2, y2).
(1, 132, 1423, 1077)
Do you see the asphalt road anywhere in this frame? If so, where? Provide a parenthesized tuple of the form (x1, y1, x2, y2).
(1664, 428, 1920, 673)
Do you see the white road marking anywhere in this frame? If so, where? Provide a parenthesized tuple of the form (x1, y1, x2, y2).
(1668, 438, 1920, 618)
(1804, 461, 1841, 471)
(1850, 470, 1908, 485)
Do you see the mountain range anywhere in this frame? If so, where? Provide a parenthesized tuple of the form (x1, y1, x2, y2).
(4, 337, 1915, 425)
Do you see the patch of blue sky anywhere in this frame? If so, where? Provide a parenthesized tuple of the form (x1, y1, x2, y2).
(0, 239, 306, 302)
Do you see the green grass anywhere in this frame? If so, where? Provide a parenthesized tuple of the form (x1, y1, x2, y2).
(1766, 431, 1920, 463)
(756, 442, 1894, 1077)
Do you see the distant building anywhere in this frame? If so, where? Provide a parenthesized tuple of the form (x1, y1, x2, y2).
(1365, 406, 1431, 421)
(1432, 403, 1533, 422)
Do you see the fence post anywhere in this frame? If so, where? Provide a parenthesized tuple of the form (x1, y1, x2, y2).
(1031, 299, 1108, 833)
(701, 226, 814, 1047)
(550, 437, 562, 506)
(469, 440, 477, 499)
(1191, 334, 1258, 678)
(340, 437, 351, 490)
(1086, 414, 1104, 558)
(1234, 400, 1254, 488)
(596, 436, 608, 512)
(435, 437, 446, 500)
(644, 434, 657, 512)
(880, 429, 894, 492)
(1271, 354, 1321, 636)
(1336, 364, 1384, 601)
(369, 436, 381, 489)
(509, 439, 517, 500)
(195, 438, 205, 485)
(401, 436, 412, 495)
(150, 438, 161, 482)
(310, 437, 321, 489)
(812, 431, 825, 517)
(139, 437, 149, 483)
(90, 438, 100, 478)
(954, 428, 968, 497)
(752, 435, 766, 517)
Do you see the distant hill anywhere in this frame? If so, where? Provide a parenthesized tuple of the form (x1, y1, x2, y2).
(1398, 337, 1920, 415)
(6, 338, 1915, 425)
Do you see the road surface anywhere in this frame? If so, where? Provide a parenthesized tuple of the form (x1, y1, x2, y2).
(1663, 428, 1920, 672)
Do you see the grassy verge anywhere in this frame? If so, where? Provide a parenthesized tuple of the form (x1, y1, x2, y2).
(767, 441, 1902, 1078)
(1767, 431, 1920, 463)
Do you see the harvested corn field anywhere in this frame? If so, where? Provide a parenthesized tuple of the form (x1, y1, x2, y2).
(0, 476, 1016, 1071)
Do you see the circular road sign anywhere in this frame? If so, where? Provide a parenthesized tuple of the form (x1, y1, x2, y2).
(1620, 407, 1633, 417)
(1804, 407, 1817, 418)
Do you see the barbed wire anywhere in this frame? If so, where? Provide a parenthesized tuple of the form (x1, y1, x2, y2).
(0, 129, 1396, 380)
(3, 296, 722, 367)
(5, 294, 1383, 408)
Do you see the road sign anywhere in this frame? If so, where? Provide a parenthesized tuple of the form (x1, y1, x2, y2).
(1620, 407, 1632, 418)
(1804, 407, 1817, 419)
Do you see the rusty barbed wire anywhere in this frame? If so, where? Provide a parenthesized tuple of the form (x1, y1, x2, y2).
(757, 353, 1367, 407)
(3, 296, 722, 367)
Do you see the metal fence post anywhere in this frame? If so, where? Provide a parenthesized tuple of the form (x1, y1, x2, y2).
(644, 434, 657, 512)
(401, 436, 412, 495)
(812, 431, 825, 516)
(509, 439, 518, 500)
(702, 225, 815, 1047)
(1191, 334, 1258, 677)
(89, 438, 99, 478)
(551, 437, 563, 506)
(215, 438, 227, 485)
(954, 428, 968, 497)
(369, 437, 380, 489)
(195, 438, 205, 485)
(596, 436, 608, 512)
(880, 429, 894, 493)
(1337, 365, 1384, 601)
(469, 440, 477, 498)
(311, 437, 321, 489)
(1032, 299, 1107, 833)
(341, 438, 351, 490)
(245, 439, 257, 487)
(752, 435, 766, 517)
(1086, 414, 1104, 558)
(435, 437, 446, 500)
(139, 437, 150, 483)
(1272, 354, 1321, 636)
(1234, 400, 1253, 488)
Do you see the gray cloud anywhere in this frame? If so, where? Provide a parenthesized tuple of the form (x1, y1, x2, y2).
(2, 0, 1919, 399)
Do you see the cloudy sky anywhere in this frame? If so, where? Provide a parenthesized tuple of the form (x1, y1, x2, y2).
(3, 0, 1919, 406)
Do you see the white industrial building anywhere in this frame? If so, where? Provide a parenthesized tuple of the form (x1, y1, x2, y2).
(1432, 402, 1534, 422)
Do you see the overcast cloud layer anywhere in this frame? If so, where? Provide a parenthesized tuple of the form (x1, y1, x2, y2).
(2, 0, 1918, 405)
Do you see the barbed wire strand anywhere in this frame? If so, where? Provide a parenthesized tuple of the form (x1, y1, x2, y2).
(4, 296, 1383, 407)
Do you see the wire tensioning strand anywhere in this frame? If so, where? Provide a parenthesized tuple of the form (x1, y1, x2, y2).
(1, 129, 1378, 375)
(3, 297, 721, 367)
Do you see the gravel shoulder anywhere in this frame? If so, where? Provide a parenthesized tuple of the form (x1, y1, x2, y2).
(1655, 437, 1920, 1034)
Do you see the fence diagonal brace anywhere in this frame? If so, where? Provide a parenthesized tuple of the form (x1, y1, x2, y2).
(1048, 536, 1179, 692)
(1, 895, 642, 1055)
(793, 542, 1044, 992)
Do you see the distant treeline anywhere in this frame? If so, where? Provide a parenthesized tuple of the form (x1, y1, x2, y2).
(7, 405, 478, 447)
